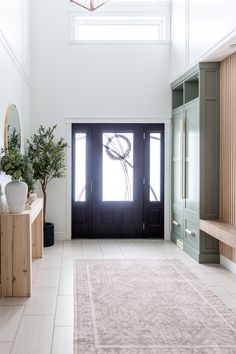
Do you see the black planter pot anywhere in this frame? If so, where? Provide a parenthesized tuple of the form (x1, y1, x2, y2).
(44, 222, 54, 247)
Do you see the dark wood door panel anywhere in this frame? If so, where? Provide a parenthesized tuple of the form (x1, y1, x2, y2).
(93, 204, 143, 237)
(92, 124, 143, 238)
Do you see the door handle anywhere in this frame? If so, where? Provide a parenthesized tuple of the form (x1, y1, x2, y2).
(172, 220, 180, 227)
(179, 118, 186, 199)
(185, 228, 195, 236)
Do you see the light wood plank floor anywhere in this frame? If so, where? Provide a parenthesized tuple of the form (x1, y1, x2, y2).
(1, 239, 236, 354)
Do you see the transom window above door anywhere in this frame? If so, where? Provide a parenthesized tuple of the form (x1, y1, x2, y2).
(71, 17, 165, 42)
(69, 0, 170, 43)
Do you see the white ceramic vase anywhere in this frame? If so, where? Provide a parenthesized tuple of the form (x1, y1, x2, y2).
(5, 180, 28, 213)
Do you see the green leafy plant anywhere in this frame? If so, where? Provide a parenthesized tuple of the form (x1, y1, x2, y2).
(7, 127, 21, 151)
(22, 154, 36, 193)
(1, 149, 32, 182)
(27, 125, 67, 224)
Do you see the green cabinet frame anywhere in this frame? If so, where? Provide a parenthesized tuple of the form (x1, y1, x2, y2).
(171, 63, 220, 263)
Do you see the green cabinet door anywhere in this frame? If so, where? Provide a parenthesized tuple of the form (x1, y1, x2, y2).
(172, 108, 184, 243)
(184, 99, 199, 220)
(172, 107, 184, 213)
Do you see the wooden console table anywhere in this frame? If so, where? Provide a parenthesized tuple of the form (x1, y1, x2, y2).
(0, 198, 44, 297)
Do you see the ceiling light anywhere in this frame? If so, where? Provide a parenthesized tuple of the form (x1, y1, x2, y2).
(71, 0, 110, 11)
(230, 43, 236, 48)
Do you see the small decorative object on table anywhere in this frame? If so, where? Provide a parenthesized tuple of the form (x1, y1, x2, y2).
(27, 192, 37, 205)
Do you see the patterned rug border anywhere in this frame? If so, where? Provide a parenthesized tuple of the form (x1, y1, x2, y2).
(74, 259, 236, 354)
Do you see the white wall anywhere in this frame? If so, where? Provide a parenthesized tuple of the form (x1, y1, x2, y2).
(0, 0, 30, 212)
(171, 0, 236, 79)
(30, 0, 171, 240)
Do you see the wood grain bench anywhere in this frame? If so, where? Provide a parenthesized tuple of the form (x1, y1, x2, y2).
(200, 219, 236, 249)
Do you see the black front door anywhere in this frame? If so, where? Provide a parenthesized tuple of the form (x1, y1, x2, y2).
(72, 124, 164, 238)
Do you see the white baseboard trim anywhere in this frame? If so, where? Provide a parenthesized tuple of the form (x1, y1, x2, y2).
(220, 255, 236, 274)
(54, 232, 67, 241)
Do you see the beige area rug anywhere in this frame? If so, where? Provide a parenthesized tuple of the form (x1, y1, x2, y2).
(74, 259, 236, 354)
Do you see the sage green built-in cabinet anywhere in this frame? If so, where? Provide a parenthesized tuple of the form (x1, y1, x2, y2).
(171, 63, 220, 263)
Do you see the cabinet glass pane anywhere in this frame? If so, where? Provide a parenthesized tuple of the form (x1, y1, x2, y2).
(103, 133, 133, 201)
(75, 133, 86, 202)
(150, 133, 161, 201)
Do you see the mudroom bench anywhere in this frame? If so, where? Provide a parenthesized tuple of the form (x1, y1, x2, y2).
(200, 219, 236, 249)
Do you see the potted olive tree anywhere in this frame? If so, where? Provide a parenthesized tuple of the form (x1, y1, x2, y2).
(27, 125, 67, 247)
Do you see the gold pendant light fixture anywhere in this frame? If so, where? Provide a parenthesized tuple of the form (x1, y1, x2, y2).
(70, 0, 110, 11)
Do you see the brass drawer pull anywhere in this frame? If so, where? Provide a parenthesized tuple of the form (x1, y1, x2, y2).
(172, 220, 180, 227)
(185, 228, 195, 236)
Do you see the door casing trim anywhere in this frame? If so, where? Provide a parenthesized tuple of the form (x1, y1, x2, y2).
(65, 116, 171, 241)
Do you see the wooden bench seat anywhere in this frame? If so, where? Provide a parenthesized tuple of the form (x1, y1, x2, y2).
(200, 219, 236, 249)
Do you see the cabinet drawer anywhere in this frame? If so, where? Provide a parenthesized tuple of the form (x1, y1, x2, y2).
(184, 218, 199, 250)
(172, 212, 183, 238)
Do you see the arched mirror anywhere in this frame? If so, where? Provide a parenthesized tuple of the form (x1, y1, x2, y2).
(4, 104, 21, 151)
